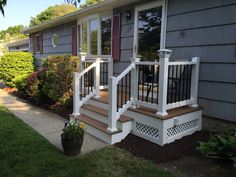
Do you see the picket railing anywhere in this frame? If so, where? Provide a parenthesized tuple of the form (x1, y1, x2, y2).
(107, 49, 200, 131)
(72, 50, 200, 132)
(72, 53, 113, 116)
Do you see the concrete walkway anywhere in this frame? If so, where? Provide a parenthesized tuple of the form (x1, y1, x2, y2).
(0, 89, 108, 154)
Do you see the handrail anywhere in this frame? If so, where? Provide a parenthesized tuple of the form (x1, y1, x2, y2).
(135, 61, 160, 65)
(117, 63, 135, 82)
(78, 59, 100, 78)
(72, 57, 101, 116)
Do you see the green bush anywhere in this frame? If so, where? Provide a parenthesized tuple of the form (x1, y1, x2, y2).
(197, 126, 236, 167)
(40, 55, 79, 103)
(0, 52, 34, 87)
(24, 71, 42, 101)
(12, 74, 29, 95)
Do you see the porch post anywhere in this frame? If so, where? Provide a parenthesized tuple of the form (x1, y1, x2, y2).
(72, 72, 81, 117)
(130, 58, 140, 108)
(156, 49, 172, 116)
(107, 77, 118, 132)
(108, 58, 113, 78)
(79, 52, 86, 94)
(79, 52, 86, 72)
(95, 58, 101, 98)
(190, 57, 200, 107)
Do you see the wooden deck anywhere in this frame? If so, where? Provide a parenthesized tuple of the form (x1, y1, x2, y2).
(93, 90, 202, 120)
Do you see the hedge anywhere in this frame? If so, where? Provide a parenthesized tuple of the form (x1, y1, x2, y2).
(40, 55, 80, 103)
(0, 52, 34, 87)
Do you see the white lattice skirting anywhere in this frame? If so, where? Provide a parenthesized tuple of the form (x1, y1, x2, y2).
(133, 110, 202, 145)
(135, 122, 159, 139)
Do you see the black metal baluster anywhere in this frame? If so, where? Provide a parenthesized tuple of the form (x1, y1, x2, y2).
(121, 78, 124, 107)
(156, 65, 159, 104)
(106, 63, 108, 85)
(178, 65, 182, 102)
(129, 72, 131, 100)
(188, 65, 192, 99)
(138, 65, 141, 101)
(142, 65, 145, 101)
(117, 82, 120, 111)
(103, 63, 106, 85)
(151, 65, 154, 103)
(185, 66, 188, 101)
(175, 65, 178, 102)
(167, 65, 171, 104)
(84, 73, 86, 97)
(171, 65, 174, 103)
(125, 74, 128, 102)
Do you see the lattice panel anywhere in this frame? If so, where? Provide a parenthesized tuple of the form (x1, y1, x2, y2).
(167, 119, 199, 139)
(136, 122, 159, 139)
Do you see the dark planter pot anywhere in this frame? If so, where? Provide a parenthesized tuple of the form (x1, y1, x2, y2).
(61, 137, 83, 156)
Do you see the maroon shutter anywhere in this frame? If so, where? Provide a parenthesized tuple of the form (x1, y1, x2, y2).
(72, 25, 77, 56)
(112, 14, 121, 62)
(40, 32, 43, 54)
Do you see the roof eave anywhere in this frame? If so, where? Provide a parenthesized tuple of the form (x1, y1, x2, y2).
(22, 0, 139, 34)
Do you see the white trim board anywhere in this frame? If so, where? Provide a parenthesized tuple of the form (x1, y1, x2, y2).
(133, 0, 167, 58)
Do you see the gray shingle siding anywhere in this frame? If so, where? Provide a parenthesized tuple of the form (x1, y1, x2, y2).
(166, 0, 236, 122)
(31, 21, 76, 67)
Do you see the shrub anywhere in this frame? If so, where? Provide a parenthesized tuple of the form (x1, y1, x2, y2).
(40, 55, 79, 103)
(197, 126, 236, 167)
(24, 71, 43, 101)
(12, 74, 29, 95)
(0, 52, 34, 87)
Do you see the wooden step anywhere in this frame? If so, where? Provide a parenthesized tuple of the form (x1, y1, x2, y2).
(82, 104, 133, 122)
(78, 115, 121, 135)
(129, 106, 203, 120)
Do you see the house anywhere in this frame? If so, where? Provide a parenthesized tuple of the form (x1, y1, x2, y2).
(8, 39, 29, 52)
(22, 0, 236, 144)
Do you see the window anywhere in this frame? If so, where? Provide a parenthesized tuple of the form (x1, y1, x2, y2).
(79, 15, 112, 56)
(101, 17, 111, 55)
(89, 19, 99, 55)
(52, 34, 58, 47)
(82, 22, 88, 53)
(35, 34, 41, 53)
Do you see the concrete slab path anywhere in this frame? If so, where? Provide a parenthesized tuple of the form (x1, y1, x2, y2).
(0, 89, 108, 154)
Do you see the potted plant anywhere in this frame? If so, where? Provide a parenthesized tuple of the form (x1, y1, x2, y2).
(61, 120, 85, 156)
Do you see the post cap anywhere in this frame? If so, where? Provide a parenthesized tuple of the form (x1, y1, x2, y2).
(131, 57, 140, 63)
(158, 49, 172, 59)
(79, 52, 87, 61)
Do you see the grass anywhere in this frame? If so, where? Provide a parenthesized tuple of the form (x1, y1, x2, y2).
(0, 106, 180, 177)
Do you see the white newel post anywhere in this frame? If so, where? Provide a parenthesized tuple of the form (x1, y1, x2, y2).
(130, 58, 140, 108)
(79, 52, 86, 72)
(95, 58, 101, 98)
(190, 57, 200, 107)
(108, 58, 113, 78)
(107, 77, 118, 132)
(72, 72, 81, 116)
(156, 49, 172, 116)
(79, 52, 86, 93)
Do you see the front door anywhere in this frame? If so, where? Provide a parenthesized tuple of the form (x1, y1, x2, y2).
(133, 1, 166, 61)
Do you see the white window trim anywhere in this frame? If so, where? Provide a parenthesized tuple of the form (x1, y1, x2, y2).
(133, 0, 167, 58)
(52, 33, 58, 48)
(77, 13, 112, 58)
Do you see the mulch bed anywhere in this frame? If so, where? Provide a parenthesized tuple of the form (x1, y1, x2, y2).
(116, 131, 213, 164)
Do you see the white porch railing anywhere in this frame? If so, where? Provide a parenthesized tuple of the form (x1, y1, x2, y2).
(107, 49, 200, 131)
(72, 53, 113, 116)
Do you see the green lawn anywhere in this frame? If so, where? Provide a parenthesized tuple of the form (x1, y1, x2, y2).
(0, 106, 180, 177)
